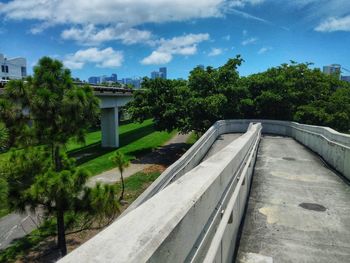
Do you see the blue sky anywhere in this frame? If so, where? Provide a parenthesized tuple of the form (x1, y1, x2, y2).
(1, 0, 350, 80)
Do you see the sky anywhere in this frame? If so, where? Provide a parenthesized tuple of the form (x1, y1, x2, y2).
(0, 0, 350, 80)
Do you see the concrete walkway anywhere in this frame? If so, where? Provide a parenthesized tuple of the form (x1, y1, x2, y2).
(87, 133, 190, 187)
(237, 136, 350, 263)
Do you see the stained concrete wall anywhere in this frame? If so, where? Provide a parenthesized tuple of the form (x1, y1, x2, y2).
(58, 123, 262, 263)
(217, 119, 350, 181)
(125, 119, 350, 215)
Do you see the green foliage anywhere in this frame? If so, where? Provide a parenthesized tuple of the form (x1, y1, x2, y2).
(70, 119, 175, 176)
(0, 80, 31, 147)
(110, 151, 130, 175)
(0, 57, 113, 256)
(186, 132, 200, 145)
(1, 149, 119, 256)
(128, 57, 350, 133)
(0, 219, 56, 263)
(0, 171, 160, 262)
(0, 122, 8, 152)
(2, 147, 50, 211)
(110, 151, 130, 200)
(129, 78, 190, 132)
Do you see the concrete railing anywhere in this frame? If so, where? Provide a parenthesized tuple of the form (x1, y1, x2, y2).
(125, 119, 350, 216)
(214, 119, 350, 181)
(124, 120, 247, 215)
(59, 122, 262, 263)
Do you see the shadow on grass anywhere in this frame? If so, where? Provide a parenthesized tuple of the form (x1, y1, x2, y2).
(130, 142, 191, 166)
(69, 123, 155, 165)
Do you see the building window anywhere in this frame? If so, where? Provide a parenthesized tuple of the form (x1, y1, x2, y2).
(5, 66, 8, 73)
(21, 66, 27, 77)
(1, 65, 4, 72)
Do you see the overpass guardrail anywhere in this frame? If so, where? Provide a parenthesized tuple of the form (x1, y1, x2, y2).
(59, 122, 262, 263)
(59, 119, 350, 263)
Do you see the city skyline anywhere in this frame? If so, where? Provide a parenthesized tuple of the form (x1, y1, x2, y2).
(0, 0, 350, 80)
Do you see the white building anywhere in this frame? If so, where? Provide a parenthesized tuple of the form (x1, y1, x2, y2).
(0, 53, 27, 80)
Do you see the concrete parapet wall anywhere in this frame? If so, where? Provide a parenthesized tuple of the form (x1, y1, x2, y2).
(218, 119, 350, 181)
(124, 120, 248, 215)
(59, 123, 262, 263)
(58, 119, 349, 263)
(126, 119, 350, 215)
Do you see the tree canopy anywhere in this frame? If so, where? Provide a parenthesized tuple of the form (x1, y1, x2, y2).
(128, 56, 350, 133)
(0, 57, 117, 256)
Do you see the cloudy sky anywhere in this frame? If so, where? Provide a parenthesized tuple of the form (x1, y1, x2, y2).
(1, 0, 350, 80)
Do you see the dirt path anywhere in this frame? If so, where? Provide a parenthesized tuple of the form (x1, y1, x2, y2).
(87, 133, 190, 187)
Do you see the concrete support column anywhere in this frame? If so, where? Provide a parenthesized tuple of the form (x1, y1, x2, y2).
(101, 107, 119, 148)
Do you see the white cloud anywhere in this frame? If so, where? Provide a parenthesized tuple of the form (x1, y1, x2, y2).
(0, 0, 225, 28)
(227, 0, 265, 8)
(141, 33, 209, 65)
(208, 48, 223, 56)
(315, 15, 350, 32)
(258, 47, 272, 54)
(63, 47, 123, 69)
(277, 0, 350, 31)
(241, 37, 258, 46)
(0, 0, 270, 43)
(141, 51, 172, 65)
(61, 24, 152, 45)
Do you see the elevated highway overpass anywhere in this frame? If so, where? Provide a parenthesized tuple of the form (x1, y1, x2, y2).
(0, 85, 134, 148)
(55, 120, 350, 262)
(93, 87, 133, 148)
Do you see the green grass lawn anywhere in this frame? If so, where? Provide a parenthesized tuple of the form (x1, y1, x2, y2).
(67, 119, 176, 176)
(186, 132, 200, 145)
(66, 120, 154, 152)
(0, 120, 175, 219)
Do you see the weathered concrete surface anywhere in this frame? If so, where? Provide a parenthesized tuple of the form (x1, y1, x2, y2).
(237, 135, 350, 263)
(123, 133, 242, 216)
(58, 124, 261, 263)
(201, 133, 242, 162)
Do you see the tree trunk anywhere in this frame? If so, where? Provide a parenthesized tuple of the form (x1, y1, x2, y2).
(119, 172, 125, 201)
(54, 145, 62, 172)
(57, 209, 67, 256)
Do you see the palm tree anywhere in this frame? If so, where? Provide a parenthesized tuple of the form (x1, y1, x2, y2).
(0, 122, 8, 152)
(110, 151, 130, 201)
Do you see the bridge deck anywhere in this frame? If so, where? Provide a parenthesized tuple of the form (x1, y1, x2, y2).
(236, 135, 350, 263)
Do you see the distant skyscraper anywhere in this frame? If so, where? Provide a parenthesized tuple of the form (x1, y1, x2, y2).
(151, 68, 167, 79)
(88, 73, 117, 84)
(159, 67, 167, 79)
(132, 78, 142, 88)
(341, 76, 350, 83)
(323, 64, 341, 79)
(151, 71, 162, 79)
(88, 76, 100, 84)
(110, 73, 118, 82)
